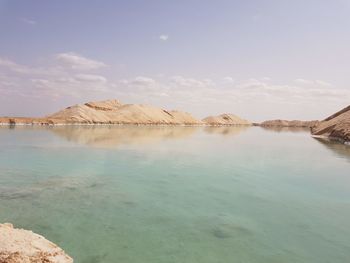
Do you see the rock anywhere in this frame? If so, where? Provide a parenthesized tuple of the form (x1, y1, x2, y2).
(0, 223, 73, 263)
(259, 119, 319, 128)
(202, 113, 251, 126)
(311, 105, 350, 143)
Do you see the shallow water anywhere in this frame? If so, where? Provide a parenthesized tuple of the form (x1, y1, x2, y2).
(1, 125, 350, 263)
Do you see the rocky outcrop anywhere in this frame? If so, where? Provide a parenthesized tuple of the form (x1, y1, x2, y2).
(259, 119, 319, 128)
(0, 99, 202, 125)
(0, 223, 73, 263)
(311, 105, 350, 143)
(202, 113, 251, 126)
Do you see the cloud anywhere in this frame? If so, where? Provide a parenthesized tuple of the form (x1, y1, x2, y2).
(1, 54, 349, 120)
(0, 54, 111, 99)
(222, 77, 235, 84)
(55, 52, 107, 70)
(159, 35, 169, 41)
(294, 78, 332, 88)
(132, 76, 156, 86)
(21, 18, 37, 25)
(116, 75, 350, 120)
(170, 76, 214, 89)
(295, 78, 314, 85)
(0, 58, 33, 74)
(75, 74, 107, 83)
(31, 75, 111, 98)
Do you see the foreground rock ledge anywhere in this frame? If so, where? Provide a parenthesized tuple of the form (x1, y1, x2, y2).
(0, 223, 73, 263)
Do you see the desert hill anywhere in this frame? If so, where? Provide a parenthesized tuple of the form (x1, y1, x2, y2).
(48, 99, 202, 124)
(0, 99, 205, 125)
(311, 105, 350, 143)
(202, 113, 251, 125)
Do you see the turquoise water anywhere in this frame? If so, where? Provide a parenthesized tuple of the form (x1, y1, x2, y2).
(1, 125, 350, 263)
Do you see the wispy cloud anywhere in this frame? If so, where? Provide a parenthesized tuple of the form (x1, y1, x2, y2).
(294, 78, 332, 88)
(0, 54, 349, 120)
(159, 35, 169, 41)
(55, 52, 107, 70)
(21, 18, 37, 25)
(75, 74, 107, 83)
(0, 54, 111, 99)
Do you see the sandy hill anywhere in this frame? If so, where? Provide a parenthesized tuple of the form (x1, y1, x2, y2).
(259, 119, 319, 128)
(0, 99, 202, 125)
(202, 113, 251, 126)
(47, 99, 202, 125)
(311, 105, 350, 143)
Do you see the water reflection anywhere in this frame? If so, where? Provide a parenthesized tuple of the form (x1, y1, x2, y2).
(313, 137, 350, 161)
(48, 125, 256, 147)
(204, 126, 250, 136)
(259, 126, 310, 133)
(49, 125, 200, 148)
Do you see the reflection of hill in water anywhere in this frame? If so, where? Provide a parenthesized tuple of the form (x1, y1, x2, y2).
(50, 126, 200, 148)
(259, 126, 310, 133)
(1, 125, 251, 148)
(204, 126, 250, 136)
(313, 138, 350, 161)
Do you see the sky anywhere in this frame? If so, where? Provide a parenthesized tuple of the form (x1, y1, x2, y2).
(1, 0, 350, 121)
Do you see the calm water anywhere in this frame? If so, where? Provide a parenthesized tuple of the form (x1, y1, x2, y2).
(1, 125, 350, 263)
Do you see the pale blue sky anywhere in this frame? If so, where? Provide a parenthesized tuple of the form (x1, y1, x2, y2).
(1, 0, 350, 121)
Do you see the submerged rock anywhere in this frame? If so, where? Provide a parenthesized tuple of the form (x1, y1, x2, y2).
(0, 223, 73, 263)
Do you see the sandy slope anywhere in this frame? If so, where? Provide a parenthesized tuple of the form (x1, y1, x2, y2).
(311, 105, 350, 143)
(48, 99, 202, 125)
(0, 100, 202, 125)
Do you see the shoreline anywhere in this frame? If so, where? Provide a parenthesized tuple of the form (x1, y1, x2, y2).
(311, 134, 350, 145)
(0, 122, 253, 127)
(0, 223, 73, 263)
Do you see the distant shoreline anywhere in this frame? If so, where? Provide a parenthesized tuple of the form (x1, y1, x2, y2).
(0, 120, 251, 127)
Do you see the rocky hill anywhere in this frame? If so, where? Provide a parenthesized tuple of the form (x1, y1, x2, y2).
(202, 113, 251, 126)
(311, 105, 350, 143)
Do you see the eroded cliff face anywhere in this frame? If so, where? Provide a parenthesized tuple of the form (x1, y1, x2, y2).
(311, 105, 350, 143)
(202, 114, 251, 126)
(0, 223, 73, 263)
